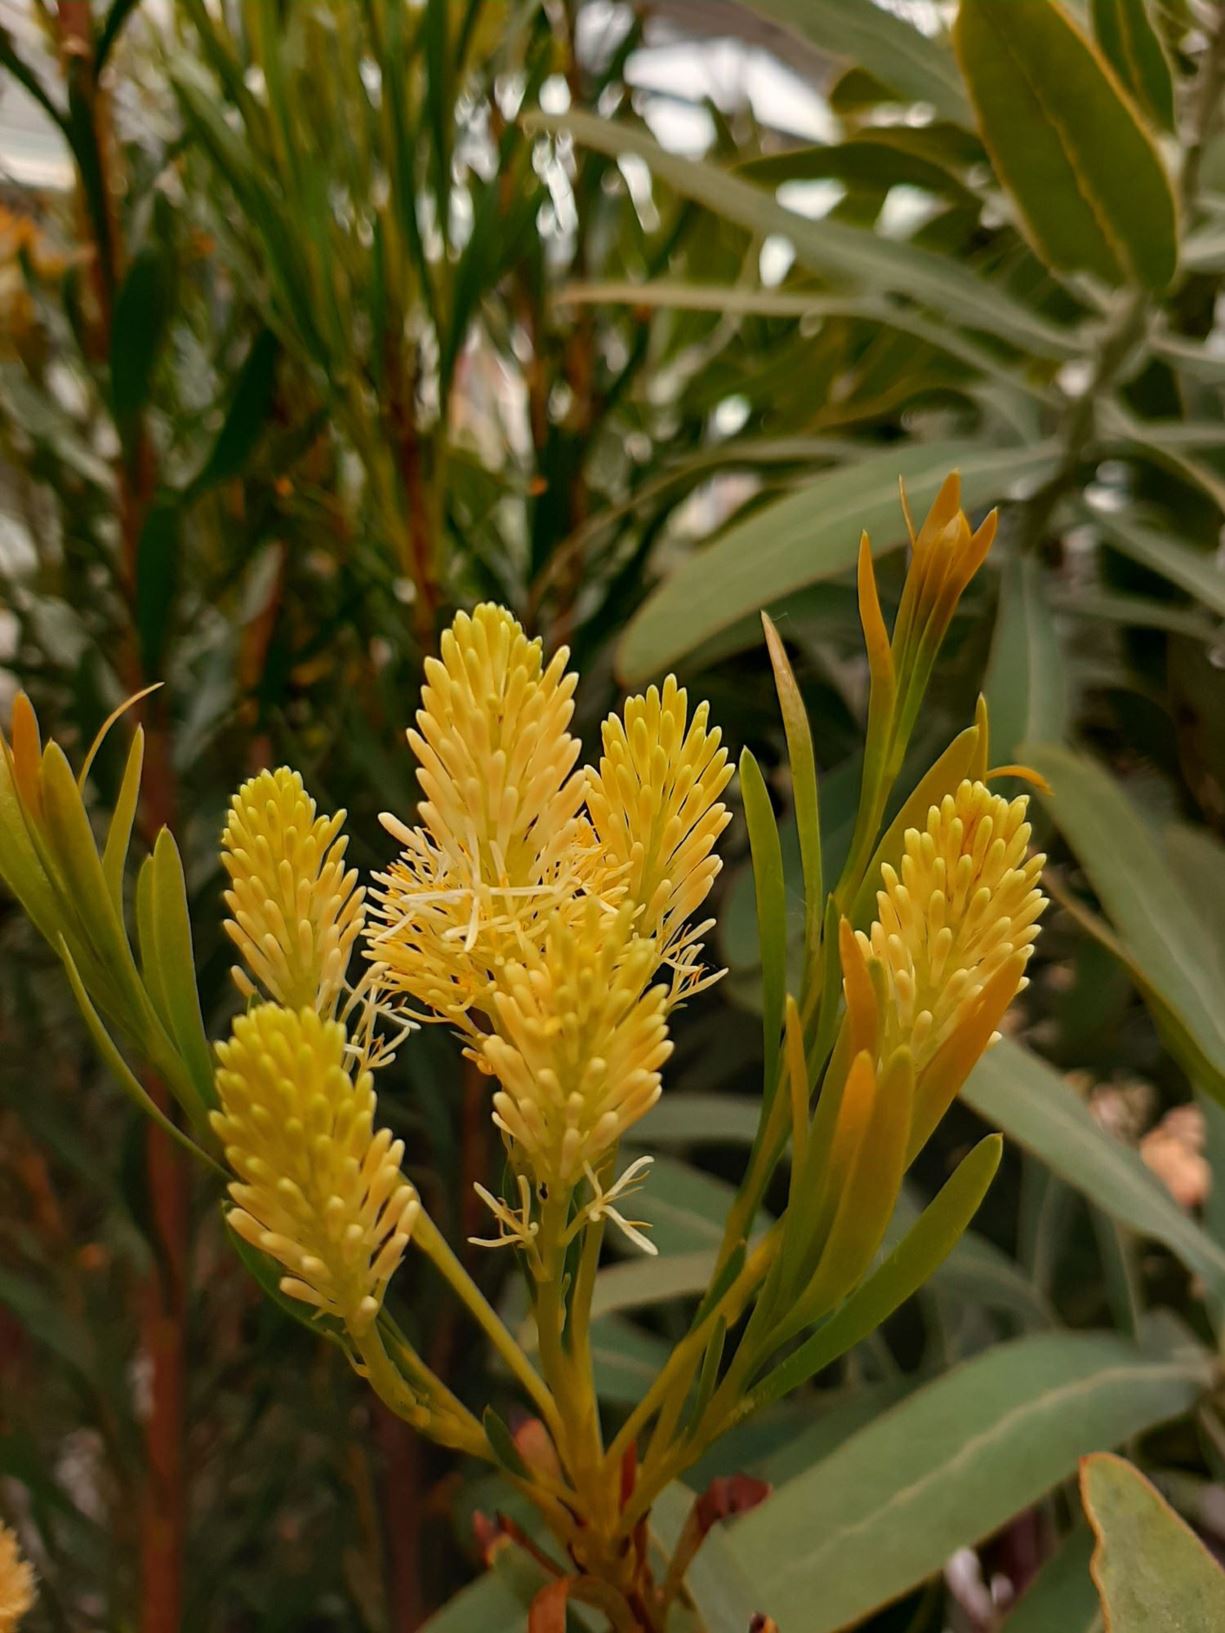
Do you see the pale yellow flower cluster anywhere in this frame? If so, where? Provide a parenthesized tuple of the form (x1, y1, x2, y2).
(212, 1005, 418, 1331)
(858, 780, 1047, 1066)
(368, 604, 732, 1193)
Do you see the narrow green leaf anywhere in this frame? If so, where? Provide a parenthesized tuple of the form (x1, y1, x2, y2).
(101, 725, 144, 912)
(110, 244, 176, 423)
(1081, 1453, 1225, 1629)
(750, 1134, 1002, 1411)
(1090, 0, 1174, 130)
(482, 1407, 529, 1479)
(59, 937, 217, 1173)
(740, 748, 787, 1110)
(985, 553, 1069, 765)
(1088, 507, 1225, 619)
(190, 327, 280, 493)
(731, 1328, 1210, 1630)
(965, 1041, 1225, 1306)
(147, 830, 217, 1117)
(1025, 744, 1225, 1100)
(762, 615, 822, 973)
(954, 0, 1177, 289)
(617, 440, 1058, 685)
(96, 0, 144, 72)
(528, 111, 1079, 358)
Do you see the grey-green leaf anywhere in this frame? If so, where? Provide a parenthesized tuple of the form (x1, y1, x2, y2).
(617, 439, 1058, 684)
(728, 1328, 1209, 1630)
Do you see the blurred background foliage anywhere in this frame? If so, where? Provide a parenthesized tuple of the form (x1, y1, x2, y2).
(0, 0, 1224, 1629)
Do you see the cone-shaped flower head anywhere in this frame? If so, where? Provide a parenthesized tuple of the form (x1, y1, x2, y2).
(369, 605, 587, 1035)
(212, 1005, 418, 1332)
(586, 676, 732, 988)
(480, 905, 672, 1189)
(221, 769, 363, 1015)
(0, 1522, 34, 1631)
(855, 780, 1046, 1067)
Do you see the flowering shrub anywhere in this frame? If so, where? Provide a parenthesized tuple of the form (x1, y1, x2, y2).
(0, 476, 1045, 1630)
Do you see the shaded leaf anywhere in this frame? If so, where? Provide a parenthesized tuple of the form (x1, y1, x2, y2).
(1025, 744, 1225, 1100)
(954, 0, 1177, 289)
(1090, 0, 1174, 130)
(964, 1041, 1225, 1306)
(1001, 1528, 1099, 1631)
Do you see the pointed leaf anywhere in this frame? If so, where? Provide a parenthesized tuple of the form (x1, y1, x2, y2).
(740, 748, 787, 1112)
(751, 1134, 1002, 1409)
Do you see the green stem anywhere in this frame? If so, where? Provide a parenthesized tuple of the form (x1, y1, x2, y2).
(412, 1211, 562, 1441)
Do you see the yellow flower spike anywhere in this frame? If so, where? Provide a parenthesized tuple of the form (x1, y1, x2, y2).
(410, 603, 583, 878)
(212, 1004, 419, 1332)
(221, 768, 363, 1015)
(0, 1521, 35, 1631)
(857, 779, 1046, 1071)
(369, 605, 588, 1034)
(586, 674, 733, 996)
(480, 905, 672, 1190)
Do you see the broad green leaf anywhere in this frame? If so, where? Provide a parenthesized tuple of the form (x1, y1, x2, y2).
(740, 748, 787, 1105)
(1088, 508, 1225, 619)
(617, 440, 1058, 684)
(1001, 1528, 1099, 1632)
(737, 0, 969, 122)
(954, 0, 1177, 289)
(1025, 744, 1225, 1100)
(1080, 1452, 1225, 1629)
(110, 243, 176, 423)
(964, 1041, 1225, 1306)
(1090, 0, 1174, 130)
(529, 111, 1079, 358)
(729, 1327, 1210, 1631)
(985, 553, 1069, 765)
